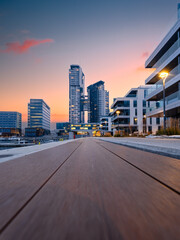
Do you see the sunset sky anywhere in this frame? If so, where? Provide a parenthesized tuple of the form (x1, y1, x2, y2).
(0, 0, 179, 128)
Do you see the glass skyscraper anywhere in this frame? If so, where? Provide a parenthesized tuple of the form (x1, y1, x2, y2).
(87, 81, 109, 123)
(69, 65, 85, 124)
(28, 99, 50, 131)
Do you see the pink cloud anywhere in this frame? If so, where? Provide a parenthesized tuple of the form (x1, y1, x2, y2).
(0, 38, 54, 54)
(35, 57, 43, 64)
(136, 65, 145, 72)
(141, 51, 149, 58)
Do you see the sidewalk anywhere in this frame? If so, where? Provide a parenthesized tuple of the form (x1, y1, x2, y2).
(0, 139, 79, 163)
(97, 137, 180, 159)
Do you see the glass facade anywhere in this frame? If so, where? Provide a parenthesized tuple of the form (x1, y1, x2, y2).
(87, 81, 109, 123)
(71, 123, 99, 130)
(0, 111, 21, 129)
(69, 65, 85, 124)
(56, 122, 70, 132)
(28, 99, 50, 131)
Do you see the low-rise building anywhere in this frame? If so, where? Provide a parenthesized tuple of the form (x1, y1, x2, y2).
(25, 99, 50, 137)
(0, 111, 22, 136)
(111, 86, 162, 135)
(56, 122, 70, 135)
(100, 116, 112, 132)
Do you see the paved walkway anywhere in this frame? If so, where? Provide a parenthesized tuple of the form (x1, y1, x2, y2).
(98, 137, 180, 159)
(0, 139, 78, 163)
(0, 138, 180, 240)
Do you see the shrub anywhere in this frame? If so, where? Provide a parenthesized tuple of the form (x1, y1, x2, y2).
(103, 132, 112, 137)
(156, 127, 180, 135)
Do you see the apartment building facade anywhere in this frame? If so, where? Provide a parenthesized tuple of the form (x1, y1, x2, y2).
(87, 81, 109, 123)
(69, 65, 85, 124)
(145, 5, 180, 127)
(111, 86, 161, 134)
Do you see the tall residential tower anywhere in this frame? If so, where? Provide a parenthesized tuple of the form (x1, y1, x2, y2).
(87, 81, 109, 123)
(69, 65, 85, 124)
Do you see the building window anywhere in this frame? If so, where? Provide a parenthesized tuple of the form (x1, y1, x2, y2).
(148, 126, 152, 133)
(133, 100, 137, 107)
(144, 90, 147, 98)
(143, 109, 146, 116)
(156, 117, 160, 124)
(135, 109, 137, 116)
(150, 117, 152, 125)
(143, 100, 146, 108)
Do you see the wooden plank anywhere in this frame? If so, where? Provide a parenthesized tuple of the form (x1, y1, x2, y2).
(1, 138, 180, 240)
(0, 140, 82, 232)
(97, 139, 180, 193)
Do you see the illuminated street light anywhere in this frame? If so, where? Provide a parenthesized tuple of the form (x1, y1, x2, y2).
(116, 110, 121, 133)
(159, 72, 169, 131)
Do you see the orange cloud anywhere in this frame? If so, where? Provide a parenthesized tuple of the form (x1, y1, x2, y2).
(0, 38, 54, 54)
(136, 65, 154, 73)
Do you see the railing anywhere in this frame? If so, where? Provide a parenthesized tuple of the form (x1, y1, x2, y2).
(147, 65, 179, 97)
(152, 39, 179, 68)
(148, 90, 180, 113)
(111, 113, 130, 121)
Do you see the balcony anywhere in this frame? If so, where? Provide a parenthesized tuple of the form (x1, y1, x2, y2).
(152, 39, 179, 69)
(147, 90, 180, 117)
(146, 65, 179, 99)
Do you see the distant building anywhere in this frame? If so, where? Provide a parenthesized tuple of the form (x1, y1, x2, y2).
(100, 116, 112, 132)
(145, 5, 180, 127)
(25, 99, 50, 137)
(111, 86, 162, 134)
(69, 65, 85, 124)
(0, 111, 22, 136)
(87, 81, 109, 123)
(56, 122, 70, 135)
(71, 123, 99, 131)
(105, 90, 109, 116)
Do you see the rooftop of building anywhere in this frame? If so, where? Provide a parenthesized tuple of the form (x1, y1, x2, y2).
(0, 111, 22, 115)
(87, 80, 104, 89)
(29, 99, 50, 110)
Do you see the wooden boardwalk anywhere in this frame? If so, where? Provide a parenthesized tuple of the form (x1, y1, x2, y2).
(0, 138, 180, 240)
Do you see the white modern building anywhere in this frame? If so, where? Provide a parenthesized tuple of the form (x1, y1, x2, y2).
(111, 86, 162, 135)
(69, 65, 85, 124)
(145, 5, 180, 127)
(100, 116, 112, 132)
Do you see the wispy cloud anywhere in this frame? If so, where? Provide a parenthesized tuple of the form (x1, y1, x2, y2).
(136, 65, 145, 72)
(35, 57, 43, 64)
(0, 38, 54, 54)
(136, 64, 154, 73)
(141, 51, 149, 58)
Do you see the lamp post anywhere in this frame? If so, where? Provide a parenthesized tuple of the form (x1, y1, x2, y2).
(116, 110, 120, 133)
(159, 72, 169, 131)
(143, 114, 146, 133)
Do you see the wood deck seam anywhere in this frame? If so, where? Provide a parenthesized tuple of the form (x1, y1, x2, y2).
(96, 140, 180, 196)
(0, 141, 82, 235)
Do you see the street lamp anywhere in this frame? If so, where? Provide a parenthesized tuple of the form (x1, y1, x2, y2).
(159, 72, 169, 130)
(143, 114, 146, 133)
(116, 110, 121, 133)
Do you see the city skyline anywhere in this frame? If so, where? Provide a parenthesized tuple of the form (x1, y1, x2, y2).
(0, 0, 179, 125)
